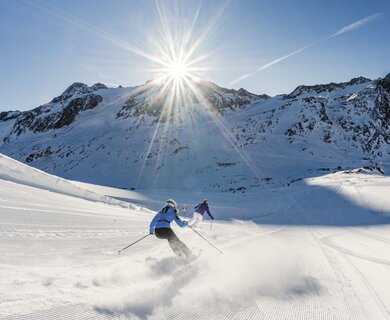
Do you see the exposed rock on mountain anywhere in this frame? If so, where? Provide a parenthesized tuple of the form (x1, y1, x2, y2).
(51, 82, 107, 103)
(2, 83, 105, 143)
(116, 79, 269, 120)
(286, 76, 371, 99)
(376, 73, 390, 91)
(0, 111, 21, 122)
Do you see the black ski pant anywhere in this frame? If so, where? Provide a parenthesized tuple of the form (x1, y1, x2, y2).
(155, 228, 191, 258)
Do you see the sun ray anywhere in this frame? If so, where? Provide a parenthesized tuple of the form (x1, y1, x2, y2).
(181, 76, 265, 180)
(30, 0, 268, 186)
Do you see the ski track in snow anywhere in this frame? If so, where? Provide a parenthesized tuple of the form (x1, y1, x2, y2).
(1, 160, 390, 319)
(317, 231, 390, 319)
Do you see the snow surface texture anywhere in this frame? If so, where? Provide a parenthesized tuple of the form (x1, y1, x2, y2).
(0, 154, 144, 211)
(1, 155, 390, 319)
(0, 75, 389, 192)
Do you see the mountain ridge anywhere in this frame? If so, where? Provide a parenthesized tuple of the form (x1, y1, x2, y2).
(0, 73, 389, 191)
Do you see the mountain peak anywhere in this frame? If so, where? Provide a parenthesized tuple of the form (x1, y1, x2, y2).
(51, 82, 107, 104)
(287, 76, 372, 99)
(348, 76, 371, 85)
(51, 82, 88, 104)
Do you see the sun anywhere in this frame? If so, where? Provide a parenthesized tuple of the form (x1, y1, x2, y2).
(168, 60, 188, 81)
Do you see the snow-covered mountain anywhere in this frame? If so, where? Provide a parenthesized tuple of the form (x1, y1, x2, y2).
(0, 74, 389, 190)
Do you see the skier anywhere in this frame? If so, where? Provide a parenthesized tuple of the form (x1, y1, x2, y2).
(149, 199, 193, 260)
(188, 199, 214, 227)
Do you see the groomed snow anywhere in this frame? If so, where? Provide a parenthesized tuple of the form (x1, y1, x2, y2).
(1, 156, 390, 319)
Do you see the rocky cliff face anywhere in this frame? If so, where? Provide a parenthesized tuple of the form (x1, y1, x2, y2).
(284, 76, 390, 158)
(1, 83, 107, 143)
(230, 75, 390, 164)
(0, 74, 389, 191)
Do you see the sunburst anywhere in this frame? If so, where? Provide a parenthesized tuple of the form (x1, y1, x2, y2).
(167, 60, 188, 81)
(123, 1, 263, 187)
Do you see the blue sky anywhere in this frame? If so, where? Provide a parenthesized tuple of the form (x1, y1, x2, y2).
(0, 0, 389, 111)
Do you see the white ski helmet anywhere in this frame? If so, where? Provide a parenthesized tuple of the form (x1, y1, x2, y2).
(166, 199, 177, 208)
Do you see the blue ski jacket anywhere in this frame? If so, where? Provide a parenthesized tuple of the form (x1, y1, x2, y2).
(149, 205, 187, 234)
(194, 203, 214, 219)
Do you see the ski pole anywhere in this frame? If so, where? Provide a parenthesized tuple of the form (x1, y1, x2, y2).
(210, 220, 213, 231)
(189, 226, 223, 254)
(117, 234, 150, 254)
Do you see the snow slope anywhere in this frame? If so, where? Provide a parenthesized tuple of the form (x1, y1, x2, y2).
(1, 156, 390, 319)
(0, 154, 143, 211)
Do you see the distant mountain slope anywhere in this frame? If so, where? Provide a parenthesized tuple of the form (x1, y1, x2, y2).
(0, 74, 389, 191)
